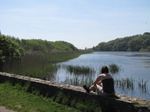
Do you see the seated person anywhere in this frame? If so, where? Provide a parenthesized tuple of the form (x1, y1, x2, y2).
(83, 66, 115, 96)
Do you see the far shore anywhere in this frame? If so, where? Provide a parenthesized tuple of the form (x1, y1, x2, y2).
(93, 51, 150, 57)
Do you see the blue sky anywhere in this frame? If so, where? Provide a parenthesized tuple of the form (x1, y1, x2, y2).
(0, 0, 150, 49)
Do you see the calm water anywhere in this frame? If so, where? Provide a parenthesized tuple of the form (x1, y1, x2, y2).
(52, 52, 150, 100)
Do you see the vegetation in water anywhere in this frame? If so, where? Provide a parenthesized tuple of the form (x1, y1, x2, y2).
(63, 76, 93, 86)
(109, 64, 120, 74)
(3, 51, 88, 79)
(66, 65, 95, 75)
(115, 78, 148, 93)
(138, 79, 148, 92)
(115, 78, 134, 90)
(0, 34, 91, 79)
(62, 75, 148, 94)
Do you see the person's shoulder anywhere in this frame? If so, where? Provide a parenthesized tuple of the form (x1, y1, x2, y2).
(99, 73, 111, 78)
(99, 74, 106, 77)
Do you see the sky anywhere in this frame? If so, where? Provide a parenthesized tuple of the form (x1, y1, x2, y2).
(0, 0, 150, 49)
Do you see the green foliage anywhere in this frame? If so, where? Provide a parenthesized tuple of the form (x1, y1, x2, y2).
(0, 34, 79, 72)
(0, 35, 23, 61)
(52, 41, 78, 51)
(21, 39, 78, 52)
(66, 65, 95, 75)
(109, 64, 120, 74)
(0, 35, 23, 70)
(0, 81, 101, 112)
(63, 76, 93, 86)
(3, 51, 86, 79)
(0, 82, 80, 112)
(53, 92, 101, 112)
(93, 32, 150, 52)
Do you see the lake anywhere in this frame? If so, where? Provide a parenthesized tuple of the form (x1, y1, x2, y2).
(53, 52, 150, 100)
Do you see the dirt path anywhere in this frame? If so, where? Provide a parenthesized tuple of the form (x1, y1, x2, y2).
(0, 106, 17, 112)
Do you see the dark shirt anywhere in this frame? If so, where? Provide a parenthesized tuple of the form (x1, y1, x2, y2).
(102, 78, 115, 94)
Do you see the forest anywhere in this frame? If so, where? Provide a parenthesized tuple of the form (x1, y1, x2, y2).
(93, 32, 150, 52)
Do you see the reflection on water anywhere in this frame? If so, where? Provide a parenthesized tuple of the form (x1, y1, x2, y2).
(52, 52, 150, 100)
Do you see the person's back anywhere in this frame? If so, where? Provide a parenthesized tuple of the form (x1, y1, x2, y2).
(102, 78, 115, 94)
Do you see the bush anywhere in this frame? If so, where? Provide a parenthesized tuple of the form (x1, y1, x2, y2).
(0, 35, 23, 70)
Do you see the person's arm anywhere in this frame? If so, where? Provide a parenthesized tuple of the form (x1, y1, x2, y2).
(93, 75, 103, 86)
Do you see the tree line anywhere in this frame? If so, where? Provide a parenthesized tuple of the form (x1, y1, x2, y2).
(93, 32, 150, 52)
(0, 34, 78, 70)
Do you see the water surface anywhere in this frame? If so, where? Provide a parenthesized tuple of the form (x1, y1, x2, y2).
(53, 52, 150, 100)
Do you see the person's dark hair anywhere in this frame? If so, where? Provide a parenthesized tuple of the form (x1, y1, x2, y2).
(101, 66, 109, 73)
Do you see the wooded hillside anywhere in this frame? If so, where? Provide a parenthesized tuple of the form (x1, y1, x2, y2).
(93, 32, 150, 52)
(0, 34, 78, 66)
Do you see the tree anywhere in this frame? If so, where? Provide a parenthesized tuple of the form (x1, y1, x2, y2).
(0, 35, 23, 70)
(93, 32, 150, 52)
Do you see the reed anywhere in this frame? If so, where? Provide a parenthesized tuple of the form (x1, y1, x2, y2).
(109, 64, 120, 74)
(115, 78, 148, 93)
(115, 78, 134, 90)
(138, 79, 148, 92)
(12, 64, 57, 80)
(3, 51, 87, 79)
(63, 76, 93, 86)
(66, 65, 95, 75)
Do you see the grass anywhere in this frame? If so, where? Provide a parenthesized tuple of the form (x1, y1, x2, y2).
(3, 51, 89, 79)
(0, 82, 80, 112)
(66, 65, 95, 75)
(52, 92, 101, 112)
(8, 64, 57, 80)
(0, 82, 101, 112)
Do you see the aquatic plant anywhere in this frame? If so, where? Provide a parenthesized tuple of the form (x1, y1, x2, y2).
(66, 65, 95, 75)
(138, 79, 148, 92)
(109, 64, 120, 74)
(115, 78, 148, 93)
(63, 76, 93, 86)
(115, 78, 134, 90)
(3, 51, 87, 79)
